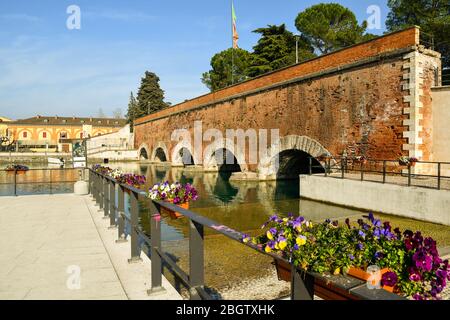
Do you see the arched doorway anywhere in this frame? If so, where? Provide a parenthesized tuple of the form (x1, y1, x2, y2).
(154, 147, 167, 162)
(179, 147, 194, 166)
(214, 148, 242, 180)
(275, 149, 324, 179)
(139, 148, 148, 160)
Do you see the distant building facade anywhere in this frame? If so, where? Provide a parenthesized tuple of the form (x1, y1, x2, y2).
(4, 115, 127, 152)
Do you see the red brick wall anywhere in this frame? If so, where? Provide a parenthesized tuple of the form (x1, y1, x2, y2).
(134, 27, 424, 169)
(135, 27, 418, 126)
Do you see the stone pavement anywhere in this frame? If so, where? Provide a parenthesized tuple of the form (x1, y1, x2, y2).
(0, 194, 181, 300)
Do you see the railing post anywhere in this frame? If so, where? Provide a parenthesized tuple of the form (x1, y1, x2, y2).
(88, 170, 93, 196)
(103, 178, 109, 217)
(99, 176, 104, 210)
(148, 200, 165, 295)
(341, 158, 344, 179)
(360, 162, 364, 181)
(189, 219, 205, 300)
(383, 160, 386, 184)
(128, 190, 142, 263)
(115, 185, 127, 243)
(324, 159, 328, 177)
(108, 180, 116, 228)
(14, 168, 17, 196)
(408, 165, 411, 186)
(290, 264, 314, 300)
(437, 162, 441, 190)
(308, 157, 312, 175)
(49, 169, 52, 195)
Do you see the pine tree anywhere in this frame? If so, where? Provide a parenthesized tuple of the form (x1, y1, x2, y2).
(125, 91, 138, 124)
(247, 24, 315, 77)
(136, 71, 168, 116)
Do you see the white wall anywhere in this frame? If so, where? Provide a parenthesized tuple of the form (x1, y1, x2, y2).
(86, 124, 133, 152)
(299, 175, 450, 226)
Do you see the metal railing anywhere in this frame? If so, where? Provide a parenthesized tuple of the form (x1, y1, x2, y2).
(309, 157, 450, 191)
(89, 169, 405, 300)
(0, 167, 83, 196)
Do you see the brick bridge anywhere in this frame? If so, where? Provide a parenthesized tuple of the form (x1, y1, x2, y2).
(134, 27, 444, 180)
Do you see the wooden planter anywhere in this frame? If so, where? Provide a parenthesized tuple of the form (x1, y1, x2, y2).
(273, 260, 396, 293)
(161, 201, 189, 219)
(344, 267, 395, 293)
(273, 258, 291, 282)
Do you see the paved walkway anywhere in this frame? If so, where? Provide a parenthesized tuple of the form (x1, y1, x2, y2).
(0, 194, 181, 300)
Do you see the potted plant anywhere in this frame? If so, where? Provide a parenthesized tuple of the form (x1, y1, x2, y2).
(353, 155, 367, 165)
(242, 213, 450, 299)
(116, 173, 146, 192)
(148, 181, 198, 219)
(398, 156, 418, 166)
(5, 164, 29, 174)
(409, 157, 418, 167)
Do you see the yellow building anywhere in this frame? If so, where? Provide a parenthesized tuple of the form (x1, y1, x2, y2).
(4, 115, 127, 152)
(0, 117, 13, 147)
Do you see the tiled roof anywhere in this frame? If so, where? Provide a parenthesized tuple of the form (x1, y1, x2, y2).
(9, 116, 127, 127)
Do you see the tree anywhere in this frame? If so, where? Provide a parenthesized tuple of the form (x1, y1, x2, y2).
(201, 48, 252, 91)
(386, 0, 450, 68)
(125, 91, 138, 124)
(112, 108, 123, 119)
(97, 108, 106, 118)
(247, 24, 315, 77)
(127, 71, 168, 124)
(295, 3, 373, 54)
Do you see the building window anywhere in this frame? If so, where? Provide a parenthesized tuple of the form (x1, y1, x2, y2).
(60, 132, 67, 139)
(23, 132, 27, 138)
(42, 132, 47, 139)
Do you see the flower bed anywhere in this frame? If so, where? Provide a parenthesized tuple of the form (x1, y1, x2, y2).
(91, 165, 146, 189)
(242, 213, 450, 300)
(147, 181, 198, 219)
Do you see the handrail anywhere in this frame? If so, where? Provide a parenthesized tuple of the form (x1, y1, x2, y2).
(310, 157, 450, 190)
(89, 168, 406, 300)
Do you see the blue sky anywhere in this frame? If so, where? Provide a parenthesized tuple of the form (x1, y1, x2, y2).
(0, 0, 389, 119)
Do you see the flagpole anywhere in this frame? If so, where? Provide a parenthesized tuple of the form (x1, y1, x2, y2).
(231, 0, 234, 85)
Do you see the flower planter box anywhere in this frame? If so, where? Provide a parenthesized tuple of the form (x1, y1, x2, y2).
(347, 267, 395, 293)
(273, 260, 395, 293)
(273, 258, 292, 282)
(161, 201, 189, 219)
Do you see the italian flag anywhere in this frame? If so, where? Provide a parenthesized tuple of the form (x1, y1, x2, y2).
(232, 1, 239, 49)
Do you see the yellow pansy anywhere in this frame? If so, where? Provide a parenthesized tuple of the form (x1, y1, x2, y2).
(266, 230, 274, 240)
(278, 240, 287, 250)
(333, 268, 340, 275)
(296, 236, 307, 246)
(265, 245, 272, 253)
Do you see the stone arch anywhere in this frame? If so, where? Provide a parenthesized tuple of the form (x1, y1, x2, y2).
(171, 140, 198, 166)
(258, 135, 331, 178)
(151, 142, 169, 162)
(138, 143, 150, 160)
(203, 137, 248, 172)
(18, 129, 32, 140)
